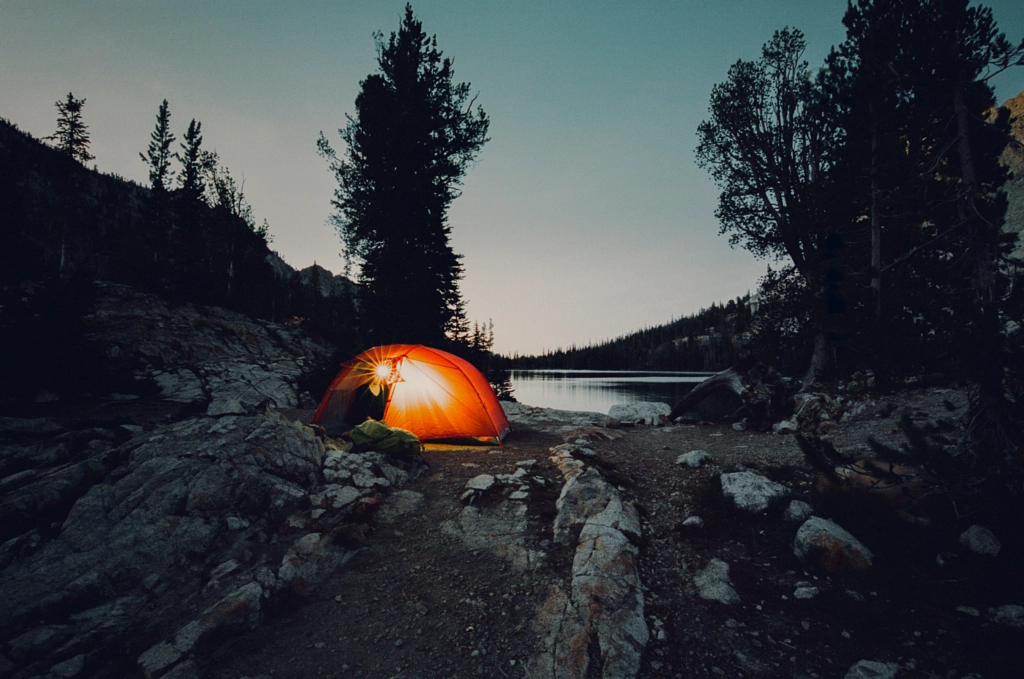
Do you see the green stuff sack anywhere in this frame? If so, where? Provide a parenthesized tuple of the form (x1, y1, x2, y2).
(350, 419, 422, 458)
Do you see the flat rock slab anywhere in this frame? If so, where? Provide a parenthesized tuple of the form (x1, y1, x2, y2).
(501, 402, 610, 431)
(720, 471, 790, 512)
(442, 502, 543, 572)
(608, 401, 670, 426)
(465, 474, 496, 491)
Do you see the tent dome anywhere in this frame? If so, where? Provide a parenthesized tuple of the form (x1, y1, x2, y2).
(311, 344, 510, 442)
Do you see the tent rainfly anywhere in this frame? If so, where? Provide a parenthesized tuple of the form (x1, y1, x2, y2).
(311, 344, 510, 443)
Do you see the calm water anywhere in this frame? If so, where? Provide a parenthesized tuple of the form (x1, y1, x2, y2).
(508, 370, 711, 414)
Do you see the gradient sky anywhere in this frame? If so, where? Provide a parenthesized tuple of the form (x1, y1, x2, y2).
(3, 1, 1023, 355)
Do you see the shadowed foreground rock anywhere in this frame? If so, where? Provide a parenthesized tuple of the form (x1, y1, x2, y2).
(794, 516, 874, 573)
(0, 412, 406, 678)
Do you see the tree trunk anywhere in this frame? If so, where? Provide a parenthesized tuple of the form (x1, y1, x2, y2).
(870, 109, 881, 319)
(953, 79, 1002, 402)
(802, 331, 827, 391)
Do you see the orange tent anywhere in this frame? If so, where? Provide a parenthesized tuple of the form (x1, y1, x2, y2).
(311, 344, 510, 443)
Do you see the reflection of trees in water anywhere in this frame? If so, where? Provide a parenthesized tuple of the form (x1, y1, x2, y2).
(510, 373, 702, 411)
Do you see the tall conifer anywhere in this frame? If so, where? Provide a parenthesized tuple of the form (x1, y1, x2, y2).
(177, 119, 204, 201)
(48, 92, 94, 164)
(319, 4, 489, 347)
(141, 99, 175, 192)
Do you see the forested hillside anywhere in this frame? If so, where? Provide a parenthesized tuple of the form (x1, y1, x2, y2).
(504, 295, 751, 372)
(0, 116, 357, 340)
(0, 116, 361, 402)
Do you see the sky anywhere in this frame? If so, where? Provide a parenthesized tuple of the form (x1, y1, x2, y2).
(2, 1, 1023, 356)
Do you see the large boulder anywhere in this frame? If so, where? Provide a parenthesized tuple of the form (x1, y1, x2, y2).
(670, 364, 789, 425)
(693, 558, 741, 605)
(959, 524, 1001, 557)
(794, 516, 873, 573)
(670, 368, 746, 421)
(721, 471, 790, 512)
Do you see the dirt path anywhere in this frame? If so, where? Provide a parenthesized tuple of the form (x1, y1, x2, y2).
(205, 428, 569, 679)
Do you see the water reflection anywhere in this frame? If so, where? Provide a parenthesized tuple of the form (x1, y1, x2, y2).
(509, 370, 711, 414)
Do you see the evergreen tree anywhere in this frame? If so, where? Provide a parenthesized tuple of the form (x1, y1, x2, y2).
(176, 119, 204, 201)
(140, 99, 175, 191)
(318, 4, 489, 347)
(696, 29, 844, 387)
(48, 92, 94, 164)
(910, 0, 1023, 484)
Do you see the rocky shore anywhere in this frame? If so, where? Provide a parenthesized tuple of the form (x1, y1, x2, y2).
(2, 283, 1022, 679)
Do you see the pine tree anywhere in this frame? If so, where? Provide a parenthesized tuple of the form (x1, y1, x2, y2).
(48, 92, 94, 164)
(176, 118, 204, 201)
(140, 99, 175, 191)
(318, 4, 489, 347)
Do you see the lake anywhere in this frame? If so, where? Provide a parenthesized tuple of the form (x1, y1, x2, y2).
(508, 370, 712, 414)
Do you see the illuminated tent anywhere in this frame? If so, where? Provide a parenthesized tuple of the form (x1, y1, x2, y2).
(311, 344, 510, 443)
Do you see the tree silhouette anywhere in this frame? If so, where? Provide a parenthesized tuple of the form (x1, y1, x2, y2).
(141, 99, 174, 191)
(696, 29, 843, 387)
(319, 4, 489, 347)
(176, 118, 204, 201)
(48, 92, 94, 164)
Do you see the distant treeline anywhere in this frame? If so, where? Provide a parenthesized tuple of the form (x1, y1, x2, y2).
(502, 296, 751, 372)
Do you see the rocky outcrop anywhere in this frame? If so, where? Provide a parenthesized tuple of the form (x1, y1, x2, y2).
(443, 501, 545, 571)
(297, 263, 358, 302)
(529, 443, 647, 679)
(84, 282, 334, 409)
(0, 411, 407, 679)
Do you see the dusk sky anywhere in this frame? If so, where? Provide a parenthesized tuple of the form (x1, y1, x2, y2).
(3, 1, 1023, 355)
